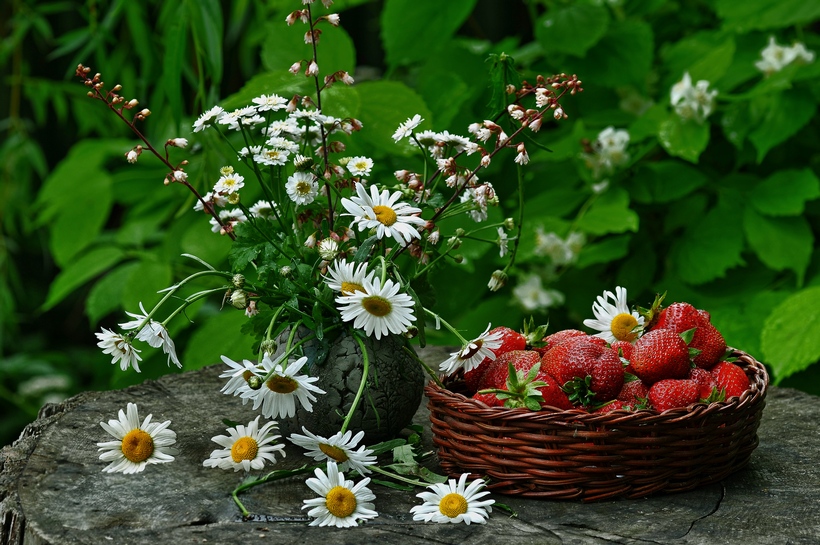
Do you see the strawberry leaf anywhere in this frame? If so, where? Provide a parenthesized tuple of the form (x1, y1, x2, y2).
(680, 327, 697, 345)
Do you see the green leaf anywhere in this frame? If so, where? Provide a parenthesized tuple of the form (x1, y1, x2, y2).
(661, 31, 736, 88)
(535, 2, 610, 57)
(261, 20, 355, 76)
(576, 235, 631, 269)
(576, 188, 639, 236)
(86, 262, 141, 325)
(161, 14, 187, 128)
(41, 247, 126, 312)
(749, 88, 817, 163)
(381, 0, 478, 68)
(183, 309, 256, 370)
(743, 208, 813, 285)
(121, 260, 174, 312)
(761, 286, 820, 383)
(353, 81, 432, 157)
(715, 0, 820, 31)
(669, 203, 745, 285)
(658, 114, 711, 163)
(628, 160, 709, 204)
(749, 169, 820, 217)
(186, 0, 223, 84)
(569, 20, 653, 88)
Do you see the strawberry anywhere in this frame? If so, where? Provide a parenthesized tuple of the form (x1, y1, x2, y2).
(711, 361, 750, 399)
(541, 336, 624, 405)
(593, 400, 634, 414)
(630, 328, 691, 384)
(472, 391, 504, 407)
(535, 329, 588, 357)
(478, 350, 541, 391)
(647, 379, 700, 412)
(617, 375, 649, 403)
(688, 367, 718, 401)
(610, 340, 636, 374)
(536, 377, 574, 410)
(463, 326, 527, 392)
(654, 302, 726, 369)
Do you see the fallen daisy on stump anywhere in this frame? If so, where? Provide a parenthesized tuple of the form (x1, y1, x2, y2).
(203, 416, 286, 472)
(302, 461, 379, 528)
(97, 402, 177, 474)
(410, 473, 495, 525)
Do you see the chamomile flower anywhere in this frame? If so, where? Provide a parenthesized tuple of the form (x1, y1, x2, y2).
(96, 328, 142, 372)
(438, 323, 503, 376)
(335, 276, 416, 340)
(286, 171, 319, 205)
(203, 416, 285, 472)
(410, 473, 494, 525)
(324, 259, 370, 295)
(302, 461, 378, 527)
(96, 403, 177, 474)
(583, 286, 645, 343)
(249, 199, 278, 218)
(119, 302, 180, 368)
(392, 114, 424, 141)
(241, 353, 326, 419)
(252, 93, 288, 112)
(214, 172, 245, 195)
(218, 355, 261, 398)
(341, 183, 426, 246)
(346, 156, 374, 177)
(289, 427, 376, 475)
(192, 105, 225, 132)
(254, 148, 290, 166)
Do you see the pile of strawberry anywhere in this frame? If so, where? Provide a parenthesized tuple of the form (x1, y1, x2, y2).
(463, 302, 751, 414)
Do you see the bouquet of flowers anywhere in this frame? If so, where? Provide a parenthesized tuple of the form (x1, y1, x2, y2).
(80, 0, 582, 527)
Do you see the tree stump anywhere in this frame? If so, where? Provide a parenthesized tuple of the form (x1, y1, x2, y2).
(2, 346, 820, 544)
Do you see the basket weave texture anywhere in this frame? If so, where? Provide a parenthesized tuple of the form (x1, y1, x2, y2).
(425, 349, 768, 501)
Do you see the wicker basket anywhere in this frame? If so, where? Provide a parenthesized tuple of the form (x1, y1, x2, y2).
(425, 349, 768, 501)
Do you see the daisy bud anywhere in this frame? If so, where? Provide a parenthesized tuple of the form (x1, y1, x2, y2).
(259, 340, 276, 357)
(289, 61, 302, 74)
(169, 138, 189, 148)
(488, 270, 508, 292)
(247, 375, 263, 390)
(304, 232, 317, 248)
(448, 236, 462, 249)
(326, 13, 340, 26)
(504, 217, 515, 230)
(317, 238, 339, 261)
(232, 274, 246, 289)
(453, 254, 464, 264)
(230, 289, 248, 309)
(226, 192, 240, 205)
(306, 60, 319, 77)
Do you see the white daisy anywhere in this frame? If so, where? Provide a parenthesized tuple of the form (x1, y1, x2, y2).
(438, 323, 503, 376)
(341, 183, 426, 246)
(210, 208, 248, 233)
(410, 473, 494, 525)
(118, 302, 180, 368)
(96, 402, 177, 474)
(266, 136, 300, 153)
(253, 148, 290, 166)
(252, 93, 288, 112)
(289, 427, 377, 475)
(335, 276, 416, 340)
(497, 227, 509, 258)
(241, 353, 326, 419)
(203, 416, 286, 472)
(286, 171, 319, 205)
(302, 461, 378, 527)
(583, 286, 645, 343)
(192, 105, 225, 132)
(214, 172, 245, 194)
(193, 191, 228, 212)
(95, 328, 142, 372)
(324, 259, 370, 295)
(346, 156, 374, 177)
(218, 354, 261, 399)
(392, 114, 424, 141)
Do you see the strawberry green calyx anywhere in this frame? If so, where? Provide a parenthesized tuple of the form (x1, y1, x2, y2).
(522, 317, 550, 350)
(562, 375, 596, 408)
(638, 291, 666, 331)
(478, 360, 546, 410)
(700, 386, 726, 404)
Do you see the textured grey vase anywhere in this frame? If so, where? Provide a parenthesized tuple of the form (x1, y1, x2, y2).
(272, 326, 424, 442)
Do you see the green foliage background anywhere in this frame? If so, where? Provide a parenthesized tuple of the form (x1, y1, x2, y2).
(2, 0, 819, 446)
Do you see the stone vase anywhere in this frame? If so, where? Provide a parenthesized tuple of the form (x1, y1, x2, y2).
(272, 326, 424, 442)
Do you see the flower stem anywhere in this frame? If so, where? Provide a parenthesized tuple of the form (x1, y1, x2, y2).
(340, 332, 370, 434)
(231, 464, 317, 516)
(368, 464, 431, 488)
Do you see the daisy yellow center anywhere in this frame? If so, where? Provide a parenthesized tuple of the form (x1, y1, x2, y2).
(319, 443, 349, 463)
(611, 313, 639, 342)
(120, 429, 154, 463)
(340, 281, 365, 295)
(231, 436, 259, 462)
(267, 375, 299, 393)
(439, 493, 468, 518)
(362, 295, 392, 317)
(296, 181, 312, 195)
(372, 205, 398, 226)
(325, 486, 357, 518)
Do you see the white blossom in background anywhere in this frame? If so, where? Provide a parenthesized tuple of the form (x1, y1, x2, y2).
(96, 328, 142, 372)
(533, 228, 585, 266)
(512, 275, 565, 312)
(392, 114, 424, 141)
(119, 302, 181, 368)
(582, 126, 630, 179)
(755, 36, 815, 75)
(670, 72, 718, 123)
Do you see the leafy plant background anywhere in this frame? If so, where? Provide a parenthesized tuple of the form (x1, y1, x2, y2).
(2, 0, 819, 447)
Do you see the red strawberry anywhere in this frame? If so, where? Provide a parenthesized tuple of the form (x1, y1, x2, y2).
(594, 400, 633, 414)
(478, 350, 541, 391)
(648, 379, 700, 412)
(711, 361, 750, 399)
(472, 391, 504, 407)
(541, 336, 624, 405)
(463, 326, 527, 392)
(688, 367, 718, 400)
(617, 376, 649, 403)
(535, 329, 588, 357)
(654, 302, 726, 369)
(536, 377, 574, 410)
(630, 328, 691, 384)
(610, 340, 634, 361)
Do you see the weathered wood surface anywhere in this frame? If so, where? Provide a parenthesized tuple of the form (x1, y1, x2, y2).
(2, 346, 819, 545)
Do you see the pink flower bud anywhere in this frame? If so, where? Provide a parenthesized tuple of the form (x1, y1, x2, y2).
(289, 61, 302, 74)
(306, 60, 319, 77)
